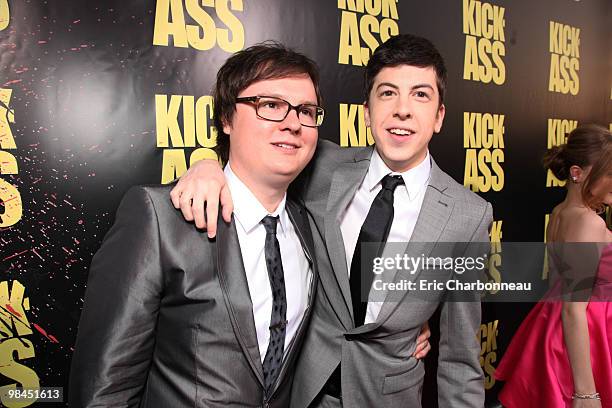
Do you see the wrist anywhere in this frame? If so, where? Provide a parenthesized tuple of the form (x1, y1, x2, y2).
(572, 391, 600, 400)
(574, 381, 597, 396)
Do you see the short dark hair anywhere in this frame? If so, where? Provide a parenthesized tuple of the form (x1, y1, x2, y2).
(212, 42, 321, 163)
(543, 124, 612, 211)
(364, 34, 447, 106)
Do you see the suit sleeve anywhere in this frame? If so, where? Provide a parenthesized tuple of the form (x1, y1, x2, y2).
(437, 202, 493, 408)
(69, 186, 164, 407)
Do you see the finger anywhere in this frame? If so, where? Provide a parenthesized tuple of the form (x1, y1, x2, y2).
(170, 187, 181, 209)
(179, 193, 194, 222)
(414, 337, 426, 353)
(192, 192, 207, 230)
(414, 342, 431, 359)
(412, 332, 430, 357)
(413, 341, 430, 358)
(415, 330, 429, 345)
(219, 185, 234, 223)
(206, 188, 221, 239)
(421, 322, 431, 339)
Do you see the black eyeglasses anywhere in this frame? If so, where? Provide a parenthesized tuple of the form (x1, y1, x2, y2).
(235, 96, 325, 127)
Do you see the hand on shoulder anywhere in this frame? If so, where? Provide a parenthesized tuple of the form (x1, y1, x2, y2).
(169, 159, 233, 237)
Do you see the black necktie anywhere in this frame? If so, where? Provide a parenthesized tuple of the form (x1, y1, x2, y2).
(349, 174, 405, 327)
(261, 215, 287, 395)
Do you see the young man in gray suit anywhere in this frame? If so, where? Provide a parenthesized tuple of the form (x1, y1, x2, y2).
(171, 34, 492, 407)
(69, 44, 324, 407)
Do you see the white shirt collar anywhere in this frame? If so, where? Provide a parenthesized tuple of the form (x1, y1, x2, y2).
(364, 149, 431, 201)
(225, 162, 288, 234)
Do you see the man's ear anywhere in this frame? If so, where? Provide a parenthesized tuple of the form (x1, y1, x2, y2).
(434, 103, 446, 133)
(222, 117, 232, 135)
(364, 102, 370, 127)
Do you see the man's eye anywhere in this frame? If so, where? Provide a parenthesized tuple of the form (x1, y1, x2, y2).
(415, 91, 428, 98)
(300, 107, 315, 117)
(381, 90, 394, 97)
(263, 102, 280, 109)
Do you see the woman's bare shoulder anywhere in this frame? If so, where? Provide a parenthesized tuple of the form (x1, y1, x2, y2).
(562, 209, 608, 242)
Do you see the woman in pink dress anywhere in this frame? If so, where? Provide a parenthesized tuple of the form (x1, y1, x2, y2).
(496, 124, 612, 408)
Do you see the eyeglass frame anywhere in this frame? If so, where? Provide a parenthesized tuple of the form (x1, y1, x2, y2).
(235, 95, 325, 127)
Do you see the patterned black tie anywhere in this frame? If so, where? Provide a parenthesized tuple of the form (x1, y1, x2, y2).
(261, 215, 287, 395)
(349, 174, 405, 327)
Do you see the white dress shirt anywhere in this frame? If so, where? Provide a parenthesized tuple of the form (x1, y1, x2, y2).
(225, 163, 312, 362)
(339, 149, 431, 324)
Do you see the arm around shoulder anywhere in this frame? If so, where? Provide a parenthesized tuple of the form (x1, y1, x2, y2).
(169, 159, 232, 235)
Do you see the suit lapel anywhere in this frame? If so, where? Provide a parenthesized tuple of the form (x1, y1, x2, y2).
(271, 199, 319, 392)
(324, 148, 372, 325)
(286, 199, 315, 267)
(350, 159, 455, 334)
(215, 217, 264, 386)
(285, 199, 318, 319)
(408, 160, 454, 245)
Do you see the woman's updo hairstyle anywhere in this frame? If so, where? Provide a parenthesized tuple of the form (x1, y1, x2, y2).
(543, 124, 611, 210)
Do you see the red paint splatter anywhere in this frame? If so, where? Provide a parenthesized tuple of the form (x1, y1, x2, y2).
(5, 304, 21, 318)
(2, 249, 28, 261)
(31, 248, 44, 261)
(1, 195, 18, 203)
(3, 79, 22, 86)
(33, 323, 59, 344)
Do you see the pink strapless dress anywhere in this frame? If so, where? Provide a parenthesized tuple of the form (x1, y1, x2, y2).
(495, 245, 612, 408)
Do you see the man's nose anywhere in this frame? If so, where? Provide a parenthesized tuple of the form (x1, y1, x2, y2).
(393, 96, 412, 120)
(281, 108, 302, 133)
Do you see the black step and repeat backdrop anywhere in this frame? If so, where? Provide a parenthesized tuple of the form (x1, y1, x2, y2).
(0, 0, 610, 406)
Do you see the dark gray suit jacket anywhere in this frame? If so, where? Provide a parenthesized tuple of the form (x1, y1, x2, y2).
(290, 140, 492, 408)
(69, 184, 318, 408)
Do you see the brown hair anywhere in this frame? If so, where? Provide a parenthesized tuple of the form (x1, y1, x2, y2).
(364, 34, 447, 107)
(543, 124, 612, 210)
(212, 42, 321, 163)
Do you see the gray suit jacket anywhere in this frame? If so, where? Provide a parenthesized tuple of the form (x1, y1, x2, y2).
(290, 140, 492, 408)
(69, 184, 318, 408)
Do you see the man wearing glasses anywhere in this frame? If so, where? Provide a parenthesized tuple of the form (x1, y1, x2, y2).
(70, 43, 323, 407)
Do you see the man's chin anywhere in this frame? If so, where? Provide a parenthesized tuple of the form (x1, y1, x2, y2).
(377, 150, 416, 170)
(266, 168, 300, 185)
